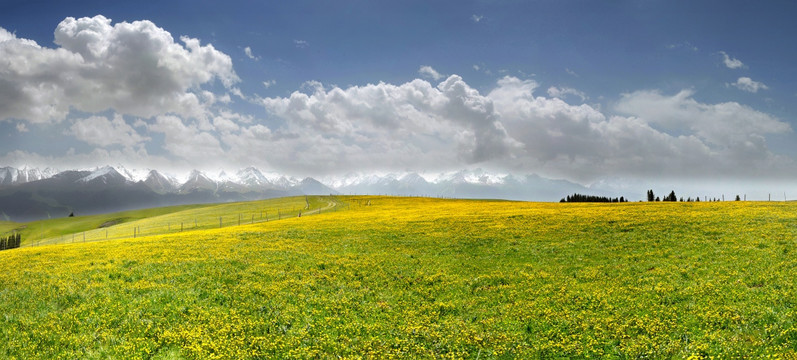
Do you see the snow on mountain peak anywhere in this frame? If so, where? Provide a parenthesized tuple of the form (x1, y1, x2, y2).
(235, 167, 269, 186)
(78, 166, 127, 184)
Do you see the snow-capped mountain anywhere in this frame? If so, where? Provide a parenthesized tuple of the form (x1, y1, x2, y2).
(0, 164, 603, 221)
(144, 170, 179, 194)
(0, 165, 592, 201)
(0, 166, 58, 186)
(331, 168, 594, 201)
(236, 167, 270, 188)
(179, 170, 217, 194)
(77, 166, 128, 185)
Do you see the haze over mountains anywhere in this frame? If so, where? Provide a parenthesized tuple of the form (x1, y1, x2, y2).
(0, 165, 593, 221)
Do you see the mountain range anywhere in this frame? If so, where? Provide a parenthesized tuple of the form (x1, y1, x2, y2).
(0, 165, 597, 222)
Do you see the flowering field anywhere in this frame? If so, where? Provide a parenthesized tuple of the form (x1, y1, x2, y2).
(1, 196, 796, 358)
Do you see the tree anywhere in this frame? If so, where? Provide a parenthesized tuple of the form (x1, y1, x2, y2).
(647, 190, 655, 202)
(735, 195, 741, 201)
(665, 191, 677, 202)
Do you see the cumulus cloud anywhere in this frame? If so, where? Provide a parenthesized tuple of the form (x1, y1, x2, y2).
(615, 89, 786, 144)
(15, 123, 28, 133)
(294, 39, 309, 48)
(729, 77, 768, 93)
(262, 80, 276, 88)
(67, 113, 149, 148)
(720, 51, 744, 69)
(258, 75, 519, 174)
(614, 89, 789, 176)
(246, 74, 797, 181)
(547, 86, 587, 102)
(0, 15, 238, 124)
(486, 77, 793, 182)
(148, 115, 226, 163)
(418, 65, 444, 80)
(472, 15, 484, 23)
(244, 46, 259, 60)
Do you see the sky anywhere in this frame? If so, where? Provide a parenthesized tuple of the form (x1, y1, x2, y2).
(1, 1, 797, 197)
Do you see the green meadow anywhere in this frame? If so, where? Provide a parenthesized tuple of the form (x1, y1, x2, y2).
(0, 197, 795, 358)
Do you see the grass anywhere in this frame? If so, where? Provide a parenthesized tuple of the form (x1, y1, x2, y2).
(0, 204, 207, 244)
(6, 196, 338, 246)
(0, 196, 796, 358)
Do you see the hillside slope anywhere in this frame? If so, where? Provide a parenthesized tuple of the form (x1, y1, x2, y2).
(0, 197, 796, 358)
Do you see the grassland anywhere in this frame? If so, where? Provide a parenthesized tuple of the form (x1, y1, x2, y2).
(4, 195, 336, 246)
(1, 204, 208, 244)
(1, 196, 796, 358)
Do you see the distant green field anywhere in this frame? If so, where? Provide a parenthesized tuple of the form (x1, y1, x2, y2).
(0, 221, 18, 234)
(1, 204, 207, 244)
(1, 197, 796, 358)
(4, 196, 340, 246)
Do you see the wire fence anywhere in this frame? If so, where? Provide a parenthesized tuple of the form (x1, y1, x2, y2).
(16, 196, 352, 248)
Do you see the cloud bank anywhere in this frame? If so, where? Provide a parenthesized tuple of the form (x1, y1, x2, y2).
(1, 16, 794, 188)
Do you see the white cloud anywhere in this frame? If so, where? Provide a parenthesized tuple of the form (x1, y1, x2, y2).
(244, 46, 259, 60)
(473, 64, 480, 71)
(547, 86, 587, 102)
(730, 77, 768, 93)
(15, 122, 28, 133)
(487, 77, 793, 182)
(614, 89, 788, 172)
(0, 15, 238, 124)
(148, 115, 226, 163)
(263, 80, 276, 88)
(258, 75, 519, 174)
(720, 51, 744, 69)
(251, 74, 796, 181)
(472, 15, 484, 23)
(67, 113, 149, 148)
(294, 39, 309, 48)
(565, 68, 579, 77)
(418, 65, 444, 80)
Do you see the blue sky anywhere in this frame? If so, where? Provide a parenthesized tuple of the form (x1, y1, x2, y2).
(1, 1, 796, 195)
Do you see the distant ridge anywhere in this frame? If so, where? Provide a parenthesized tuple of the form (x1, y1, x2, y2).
(0, 165, 593, 221)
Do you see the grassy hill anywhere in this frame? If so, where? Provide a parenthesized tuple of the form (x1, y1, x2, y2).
(2, 195, 337, 246)
(1, 204, 207, 243)
(0, 196, 796, 358)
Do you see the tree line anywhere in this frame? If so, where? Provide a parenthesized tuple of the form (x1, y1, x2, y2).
(560, 190, 748, 203)
(560, 193, 628, 203)
(646, 190, 742, 202)
(1, 234, 21, 251)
